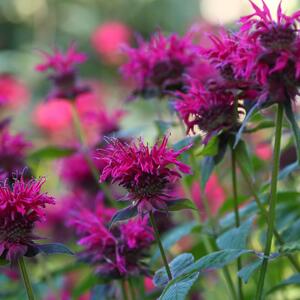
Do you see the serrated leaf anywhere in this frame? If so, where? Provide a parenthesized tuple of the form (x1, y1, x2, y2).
(158, 249, 253, 300)
(109, 205, 138, 226)
(284, 101, 300, 164)
(151, 221, 198, 263)
(159, 272, 199, 300)
(279, 240, 300, 254)
(167, 199, 197, 211)
(154, 253, 195, 287)
(217, 218, 253, 250)
(267, 273, 300, 295)
(28, 146, 75, 161)
(238, 260, 262, 283)
(37, 243, 74, 255)
(281, 219, 300, 243)
(201, 156, 215, 190)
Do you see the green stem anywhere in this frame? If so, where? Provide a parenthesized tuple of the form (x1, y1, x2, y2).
(255, 103, 284, 300)
(231, 148, 244, 300)
(149, 211, 172, 281)
(121, 280, 129, 300)
(128, 278, 137, 300)
(70, 103, 115, 207)
(238, 160, 300, 273)
(18, 257, 35, 300)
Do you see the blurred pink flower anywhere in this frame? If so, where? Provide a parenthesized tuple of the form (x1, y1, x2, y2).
(0, 176, 55, 261)
(98, 136, 191, 214)
(0, 74, 29, 109)
(121, 30, 197, 98)
(91, 21, 131, 64)
(35, 44, 89, 99)
(255, 143, 272, 161)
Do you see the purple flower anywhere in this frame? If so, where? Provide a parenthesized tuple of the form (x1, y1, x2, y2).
(70, 204, 154, 277)
(120, 31, 197, 98)
(0, 176, 55, 261)
(174, 78, 237, 142)
(98, 136, 191, 214)
(35, 43, 89, 99)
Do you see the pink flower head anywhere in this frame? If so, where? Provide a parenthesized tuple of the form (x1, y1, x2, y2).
(98, 136, 191, 214)
(70, 204, 154, 278)
(0, 176, 55, 261)
(35, 44, 89, 99)
(174, 78, 236, 141)
(0, 74, 29, 109)
(120, 217, 154, 249)
(233, 1, 300, 102)
(91, 21, 131, 64)
(120, 31, 197, 98)
(0, 125, 31, 181)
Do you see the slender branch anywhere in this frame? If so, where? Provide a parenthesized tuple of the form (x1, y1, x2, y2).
(121, 280, 129, 300)
(231, 148, 244, 300)
(255, 103, 284, 300)
(18, 257, 35, 300)
(128, 278, 137, 300)
(149, 211, 172, 281)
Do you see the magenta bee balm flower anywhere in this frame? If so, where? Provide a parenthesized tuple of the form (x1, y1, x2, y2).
(70, 204, 154, 277)
(98, 136, 191, 214)
(234, 1, 300, 103)
(175, 78, 236, 142)
(35, 43, 89, 99)
(0, 176, 55, 261)
(121, 31, 196, 98)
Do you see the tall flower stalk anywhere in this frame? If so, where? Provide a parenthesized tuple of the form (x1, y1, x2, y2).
(18, 257, 35, 300)
(149, 211, 172, 280)
(255, 103, 284, 300)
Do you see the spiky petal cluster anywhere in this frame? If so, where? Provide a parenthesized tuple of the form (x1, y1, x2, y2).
(0, 176, 55, 261)
(70, 204, 154, 277)
(174, 78, 236, 141)
(35, 44, 88, 99)
(121, 31, 196, 98)
(235, 1, 300, 102)
(98, 136, 191, 214)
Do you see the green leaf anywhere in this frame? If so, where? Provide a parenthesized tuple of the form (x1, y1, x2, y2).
(155, 120, 174, 136)
(37, 243, 74, 255)
(159, 249, 253, 300)
(73, 273, 107, 299)
(159, 272, 199, 300)
(278, 161, 300, 181)
(173, 136, 197, 151)
(235, 140, 253, 179)
(234, 102, 260, 148)
(279, 240, 300, 254)
(196, 136, 218, 157)
(238, 260, 262, 283)
(28, 146, 75, 161)
(219, 195, 249, 214)
(284, 100, 300, 164)
(201, 156, 215, 190)
(109, 205, 138, 226)
(153, 253, 195, 287)
(167, 199, 197, 211)
(151, 221, 198, 263)
(267, 273, 300, 295)
(281, 219, 300, 243)
(217, 218, 253, 250)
